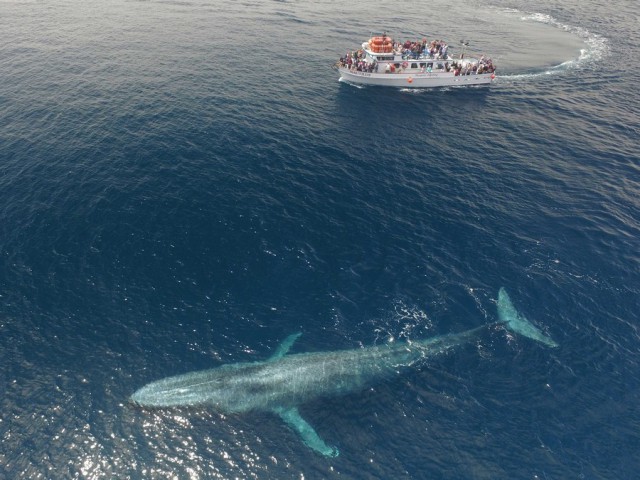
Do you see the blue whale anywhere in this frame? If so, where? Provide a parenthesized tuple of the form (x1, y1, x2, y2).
(131, 288, 557, 456)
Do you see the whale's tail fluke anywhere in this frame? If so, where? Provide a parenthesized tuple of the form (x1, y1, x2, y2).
(498, 288, 558, 347)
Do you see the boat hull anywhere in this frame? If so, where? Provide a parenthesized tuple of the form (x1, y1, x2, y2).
(338, 67, 494, 88)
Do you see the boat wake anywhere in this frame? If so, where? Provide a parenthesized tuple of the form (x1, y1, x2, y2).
(338, 77, 366, 89)
(498, 9, 608, 81)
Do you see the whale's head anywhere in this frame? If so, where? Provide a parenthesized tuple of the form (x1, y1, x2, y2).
(130, 367, 232, 408)
(130, 379, 206, 407)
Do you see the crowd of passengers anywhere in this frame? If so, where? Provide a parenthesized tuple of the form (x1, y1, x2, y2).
(337, 52, 496, 75)
(398, 38, 449, 59)
(337, 39, 496, 75)
(452, 56, 496, 75)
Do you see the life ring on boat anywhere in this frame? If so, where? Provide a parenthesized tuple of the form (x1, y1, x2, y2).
(402, 61, 408, 68)
(491, 73, 496, 80)
(407, 76, 413, 83)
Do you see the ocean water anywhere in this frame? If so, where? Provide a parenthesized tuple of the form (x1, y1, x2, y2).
(1, 0, 639, 478)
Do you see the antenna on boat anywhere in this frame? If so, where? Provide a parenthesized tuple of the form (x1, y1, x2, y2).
(459, 40, 470, 59)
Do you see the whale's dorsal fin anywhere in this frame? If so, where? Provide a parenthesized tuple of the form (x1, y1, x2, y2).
(274, 406, 339, 457)
(269, 332, 302, 361)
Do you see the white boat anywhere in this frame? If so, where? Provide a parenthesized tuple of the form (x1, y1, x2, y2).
(335, 35, 496, 88)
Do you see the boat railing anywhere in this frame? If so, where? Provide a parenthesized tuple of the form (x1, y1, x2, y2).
(400, 52, 454, 61)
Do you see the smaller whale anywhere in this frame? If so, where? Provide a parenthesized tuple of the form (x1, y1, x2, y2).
(131, 288, 557, 456)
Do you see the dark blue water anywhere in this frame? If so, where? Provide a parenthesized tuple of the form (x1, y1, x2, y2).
(1, 0, 638, 478)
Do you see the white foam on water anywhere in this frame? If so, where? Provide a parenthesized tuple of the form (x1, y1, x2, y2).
(500, 9, 608, 81)
(338, 77, 366, 88)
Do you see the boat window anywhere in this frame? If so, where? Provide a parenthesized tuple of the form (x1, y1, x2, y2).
(394, 63, 401, 68)
(427, 62, 433, 68)
(411, 63, 418, 69)
(419, 63, 426, 67)
(437, 63, 444, 70)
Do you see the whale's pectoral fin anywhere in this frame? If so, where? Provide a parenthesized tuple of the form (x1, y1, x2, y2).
(274, 406, 339, 457)
(269, 332, 302, 361)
